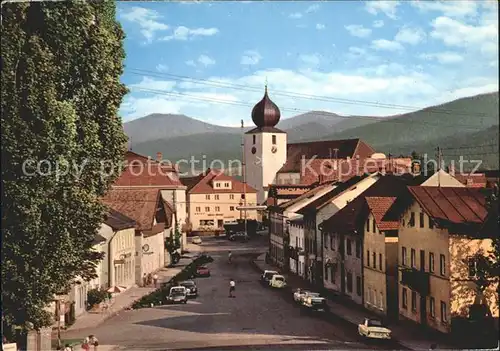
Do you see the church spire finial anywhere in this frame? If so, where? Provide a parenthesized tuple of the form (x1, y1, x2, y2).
(265, 77, 268, 94)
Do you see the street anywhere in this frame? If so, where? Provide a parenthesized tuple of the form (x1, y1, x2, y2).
(62, 235, 403, 350)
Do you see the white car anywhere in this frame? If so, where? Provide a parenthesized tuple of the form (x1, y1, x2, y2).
(269, 274, 286, 288)
(167, 286, 188, 304)
(191, 236, 202, 245)
(293, 289, 321, 304)
(358, 318, 392, 339)
(261, 270, 279, 284)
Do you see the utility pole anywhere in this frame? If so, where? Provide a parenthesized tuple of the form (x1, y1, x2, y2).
(436, 146, 442, 187)
(241, 119, 248, 235)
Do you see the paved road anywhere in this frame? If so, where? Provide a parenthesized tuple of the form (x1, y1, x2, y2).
(62, 236, 401, 350)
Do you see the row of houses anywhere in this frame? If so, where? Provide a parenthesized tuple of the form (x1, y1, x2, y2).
(267, 167, 499, 337)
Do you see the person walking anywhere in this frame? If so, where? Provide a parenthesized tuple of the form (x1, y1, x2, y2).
(142, 273, 147, 287)
(229, 278, 235, 298)
(228, 251, 232, 263)
(153, 273, 159, 287)
(88, 335, 99, 351)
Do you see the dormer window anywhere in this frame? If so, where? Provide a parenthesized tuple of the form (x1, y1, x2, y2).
(272, 135, 276, 145)
(215, 182, 221, 188)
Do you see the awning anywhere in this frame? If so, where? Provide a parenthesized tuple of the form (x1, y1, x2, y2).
(107, 286, 127, 293)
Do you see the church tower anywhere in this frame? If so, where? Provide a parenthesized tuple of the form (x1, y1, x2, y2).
(244, 86, 287, 204)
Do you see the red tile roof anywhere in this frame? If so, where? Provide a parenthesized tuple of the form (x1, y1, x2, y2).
(279, 182, 337, 210)
(453, 173, 487, 188)
(104, 208, 137, 231)
(114, 151, 183, 187)
(101, 188, 164, 231)
(365, 197, 399, 231)
(182, 169, 257, 194)
(406, 186, 487, 225)
(278, 139, 375, 173)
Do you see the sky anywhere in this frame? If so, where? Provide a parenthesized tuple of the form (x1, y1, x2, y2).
(118, 0, 498, 127)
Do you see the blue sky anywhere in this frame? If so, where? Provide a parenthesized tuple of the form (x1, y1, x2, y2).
(118, 0, 498, 126)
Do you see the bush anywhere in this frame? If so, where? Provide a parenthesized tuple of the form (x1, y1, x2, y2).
(131, 254, 213, 309)
(87, 288, 108, 308)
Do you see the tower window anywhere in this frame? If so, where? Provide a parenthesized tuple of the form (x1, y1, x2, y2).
(272, 135, 276, 145)
(253, 135, 256, 144)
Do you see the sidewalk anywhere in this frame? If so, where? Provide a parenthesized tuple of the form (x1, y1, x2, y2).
(64, 246, 201, 332)
(252, 253, 456, 351)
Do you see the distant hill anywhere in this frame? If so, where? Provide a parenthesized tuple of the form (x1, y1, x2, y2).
(128, 92, 499, 172)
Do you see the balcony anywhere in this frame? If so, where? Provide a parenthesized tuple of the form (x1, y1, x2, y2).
(400, 267, 430, 296)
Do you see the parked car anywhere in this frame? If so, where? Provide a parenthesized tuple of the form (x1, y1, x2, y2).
(293, 288, 321, 304)
(269, 274, 286, 288)
(301, 295, 329, 313)
(196, 265, 210, 277)
(358, 318, 392, 339)
(191, 236, 202, 245)
(166, 286, 188, 304)
(229, 232, 249, 242)
(179, 280, 198, 298)
(261, 270, 279, 284)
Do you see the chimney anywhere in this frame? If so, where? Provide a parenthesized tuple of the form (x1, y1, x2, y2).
(449, 163, 455, 176)
(156, 152, 162, 162)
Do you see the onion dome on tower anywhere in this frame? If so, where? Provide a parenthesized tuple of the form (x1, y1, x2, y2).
(251, 85, 281, 128)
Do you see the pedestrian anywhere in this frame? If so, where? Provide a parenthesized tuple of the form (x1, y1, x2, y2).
(142, 273, 147, 287)
(153, 273, 158, 287)
(81, 337, 90, 350)
(88, 334, 99, 351)
(229, 278, 235, 298)
(147, 273, 152, 286)
(64, 343, 73, 351)
(228, 250, 232, 263)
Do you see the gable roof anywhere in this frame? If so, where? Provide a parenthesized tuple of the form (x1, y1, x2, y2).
(278, 182, 338, 212)
(421, 169, 465, 187)
(319, 174, 421, 234)
(182, 168, 257, 194)
(297, 175, 368, 214)
(278, 139, 375, 173)
(104, 208, 137, 231)
(101, 188, 163, 231)
(365, 197, 399, 231)
(406, 186, 488, 227)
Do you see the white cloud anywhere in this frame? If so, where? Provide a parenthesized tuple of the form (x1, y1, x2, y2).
(130, 77, 177, 92)
(289, 12, 303, 19)
(419, 52, 464, 64)
(410, 0, 478, 18)
(161, 26, 219, 41)
(198, 55, 215, 67)
(316, 23, 326, 30)
(119, 7, 169, 42)
(371, 39, 404, 51)
(156, 64, 169, 72)
(373, 20, 384, 28)
(395, 26, 426, 45)
(345, 24, 372, 38)
(299, 54, 321, 67)
(365, 1, 400, 19)
(430, 16, 498, 56)
(306, 4, 320, 13)
(240, 50, 262, 65)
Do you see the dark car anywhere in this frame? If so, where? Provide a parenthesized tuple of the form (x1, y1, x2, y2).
(229, 232, 249, 242)
(179, 280, 198, 298)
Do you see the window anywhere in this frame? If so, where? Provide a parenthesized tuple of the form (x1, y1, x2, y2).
(346, 239, 352, 255)
(409, 212, 415, 227)
(330, 266, 335, 283)
(215, 206, 220, 212)
(372, 219, 376, 233)
(402, 247, 408, 266)
(372, 252, 376, 268)
(468, 258, 477, 278)
(241, 194, 245, 199)
(419, 213, 425, 228)
(411, 248, 416, 268)
(324, 233, 328, 249)
(205, 206, 210, 212)
(346, 272, 353, 293)
(374, 289, 378, 307)
(272, 135, 276, 144)
(230, 206, 235, 211)
(367, 250, 370, 266)
(402, 288, 408, 309)
(205, 195, 210, 200)
(253, 135, 256, 144)
(429, 215, 434, 229)
(440, 301, 447, 322)
(424, 252, 433, 275)
(380, 292, 384, 309)
(379, 253, 383, 271)
(368, 288, 373, 304)
(229, 194, 234, 200)
(430, 297, 435, 318)
(215, 183, 221, 188)
(366, 218, 370, 232)
(324, 264, 329, 280)
(225, 182, 230, 187)
(355, 240, 361, 258)
(411, 291, 417, 312)
(440, 254, 446, 276)
(195, 206, 201, 212)
(356, 276, 362, 296)
(330, 234, 334, 250)
(215, 194, 219, 200)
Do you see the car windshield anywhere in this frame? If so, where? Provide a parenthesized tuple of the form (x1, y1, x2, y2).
(198, 266, 207, 270)
(368, 320, 385, 327)
(311, 299, 325, 304)
(171, 290, 184, 296)
(307, 292, 320, 297)
(181, 282, 195, 287)
(274, 277, 284, 282)
(265, 272, 277, 278)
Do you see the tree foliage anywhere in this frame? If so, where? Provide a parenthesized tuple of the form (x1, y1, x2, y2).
(1, 0, 127, 337)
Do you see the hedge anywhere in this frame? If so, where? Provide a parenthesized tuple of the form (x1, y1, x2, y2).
(131, 254, 213, 309)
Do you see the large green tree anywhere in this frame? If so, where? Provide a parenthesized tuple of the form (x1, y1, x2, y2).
(1, 0, 127, 342)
